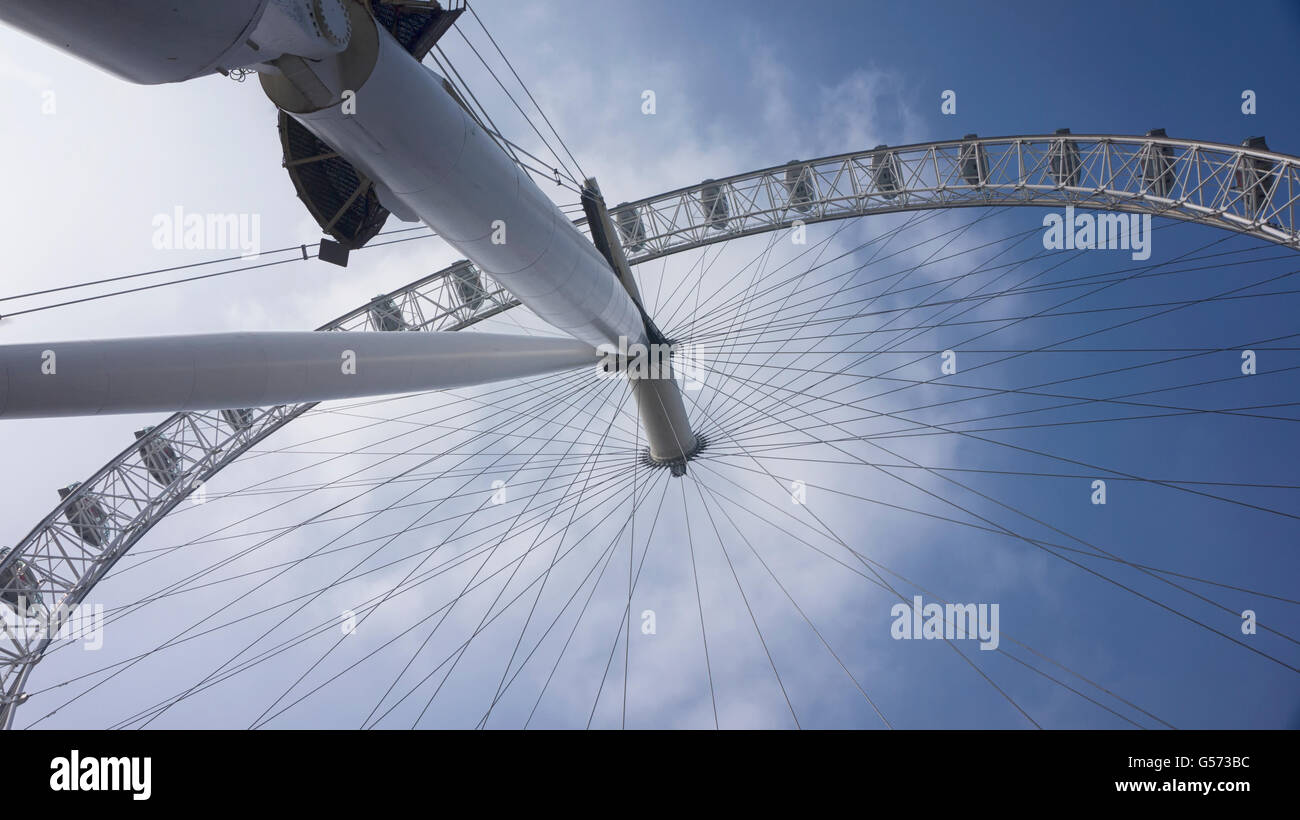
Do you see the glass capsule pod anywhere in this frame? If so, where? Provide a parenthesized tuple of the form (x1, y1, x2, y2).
(134, 426, 182, 486)
(871, 145, 903, 200)
(614, 204, 647, 253)
(0, 547, 43, 616)
(1234, 136, 1275, 215)
(959, 134, 988, 187)
(1048, 128, 1081, 187)
(784, 160, 815, 213)
(369, 294, 407, 331)
(698, 179, 730, 231)
(1140, 128, 1176, 198)
(221, 408, 256, 432)
(58, 482, 110, 548)
(452, 265, 486, 312)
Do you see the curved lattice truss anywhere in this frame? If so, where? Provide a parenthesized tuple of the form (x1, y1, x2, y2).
(611, 133, 1300, 261)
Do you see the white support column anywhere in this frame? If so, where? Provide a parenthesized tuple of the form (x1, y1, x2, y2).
(0, 331, 595, 418)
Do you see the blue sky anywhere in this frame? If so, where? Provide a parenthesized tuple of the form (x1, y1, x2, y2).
(615, 0, 1300, 154)
(1, 0, 1297, 728)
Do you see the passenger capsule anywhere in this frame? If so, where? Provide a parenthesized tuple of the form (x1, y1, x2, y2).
(221, 408, 256, 432)
(0, 547, 43, 615)
(698, 180, 730, 230)
(134, 426, 182, 485)
(1140, 128, 1176, 197)
(1234, 136, 1275, 215)
(959, 134, 988, 186)
(368, 294, 407, 331)
(871, 145, 903, 200)
(1048, 128, 1081, 187)
(784, 160, 815, 213)
(58, 482, 110, 548)
(614, 204, 647, 253)
(452, 265, 486, 312)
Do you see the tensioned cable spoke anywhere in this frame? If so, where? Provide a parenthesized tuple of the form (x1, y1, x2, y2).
(689, 217, 1210, 405)
(694, 477, 892, 728)
(702, 366, 1300, 641)
(360, 469, 671, 730)
(202, 370, 627, 729)
(102, 461, 641, 730)
(681, 381, 1045, 727)
(397, 378, 632, 729)
(710, 435, 1300, 646)
(464, 1, 587, 182)
(733, 226, 1255, 428)
(692, 212, 1097, 437)
(26, 365, 608, 689)
(678, 225, 1268, 350)
(703, 208, 1021, 437)
(689, 458, 1159, 728)
(92, 366, 603, 607)
(691, 359, 1300, 665)
(520, 477, 658, 728)
(705, 354, 1300, 454)
(475, 385, 626, 727)
(101, 404, 644, 729)
(700, 210, 953, 424)
(699, 455, 1298, 606)
(688, 475, 801, 728)
(22, 453, 635, 714)
(678, 477, 718, 729)
(584, 455, 677, 729)
(685, 227, 1300, 525)
(31, 365, 606, 726)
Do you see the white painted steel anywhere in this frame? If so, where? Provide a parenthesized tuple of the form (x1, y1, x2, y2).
(260, 3, 647, 350)
(0, 331, 596, 418)
(0, 0, 272, 84)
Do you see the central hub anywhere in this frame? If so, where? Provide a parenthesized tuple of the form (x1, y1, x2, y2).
(641, 434, 708, 477)
(596, 335, 702, 473)
(582, 178, 701, 476)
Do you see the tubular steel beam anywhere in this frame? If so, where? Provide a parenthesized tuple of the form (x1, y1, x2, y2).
(608, 134, 1300, 264)
(259, 0, 646, 351)
(0, 331, 596, 419)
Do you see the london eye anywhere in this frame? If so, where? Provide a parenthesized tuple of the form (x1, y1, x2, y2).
(0, 0, 1296, 730)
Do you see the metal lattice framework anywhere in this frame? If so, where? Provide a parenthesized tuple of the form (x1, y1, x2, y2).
(4, 132, 1299, 728)
(611, 133, 1300, 262)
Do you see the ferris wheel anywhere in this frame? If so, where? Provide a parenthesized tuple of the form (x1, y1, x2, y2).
(1, 0, 1298, 729)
